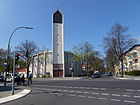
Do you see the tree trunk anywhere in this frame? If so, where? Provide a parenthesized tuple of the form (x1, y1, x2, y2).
(121, 59, 124, 77)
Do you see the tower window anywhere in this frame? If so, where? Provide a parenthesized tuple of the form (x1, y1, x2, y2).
(57, 43, 59, 45)
(57, 54, 59, 56)
(57, 34, 59, 36)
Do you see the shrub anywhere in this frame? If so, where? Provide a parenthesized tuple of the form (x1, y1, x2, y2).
(42, 75, 51, 78)
(125, 70, 140, 76)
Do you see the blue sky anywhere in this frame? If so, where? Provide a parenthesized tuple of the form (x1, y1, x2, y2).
(0, 0, 140, 55)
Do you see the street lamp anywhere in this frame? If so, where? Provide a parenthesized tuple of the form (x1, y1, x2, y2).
(4, 27, 33, 87)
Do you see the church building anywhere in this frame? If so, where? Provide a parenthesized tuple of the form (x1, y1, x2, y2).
(29, 10, 82, 77)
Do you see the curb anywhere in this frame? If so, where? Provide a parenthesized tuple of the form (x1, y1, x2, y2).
(0, 89, 31, 104)
(113, 76, 140, 80)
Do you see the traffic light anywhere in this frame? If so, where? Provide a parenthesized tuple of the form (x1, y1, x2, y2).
(15, 53, 20, 65)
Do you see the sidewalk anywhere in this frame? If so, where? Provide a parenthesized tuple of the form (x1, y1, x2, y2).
(114, 75, 140, 80)
(33, 77, 86, 81)
(0, 82, 31, 104)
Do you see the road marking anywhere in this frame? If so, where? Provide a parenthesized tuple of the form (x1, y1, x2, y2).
(122, 95, 131, 97)
(92, 88, 99, 90)
(100, 88, 106, 90)
(87, 96, 96, 99)
(124, 100, 136, 103)
(137, 89, 140, 92)
(101, 93, 109, 96)
(68, 87, 73, 88)
(112, 94, 120, 96)
(92, 92, 99, 95)
(134, 96, 140, 98)
(98, 97, 107, 100)
(69, 91, 74, 93)
(69, 94, 76, 97)
(78, 95, 85, 98)
(126, 89, 135, 92)
(86, 87, 91, 89)
(57, 94, 63, 96)
(79, 87, 85, 89)
(73, 87, 78, 88)
(111, 99, 121, 102)
(84, 92, 90, 94)
(62, 90, 68, 92)
(76, 91, 82, 93)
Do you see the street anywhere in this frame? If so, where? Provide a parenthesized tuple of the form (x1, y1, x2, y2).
(3, 75, 140, 105)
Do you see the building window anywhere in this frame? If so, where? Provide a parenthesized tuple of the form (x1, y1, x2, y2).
(57, 54, 59, 56)
(57, 34, 59, 36)
(134, 59, 138, 63)
(57, 43, 59, 45)
(133, 52, 137, 57)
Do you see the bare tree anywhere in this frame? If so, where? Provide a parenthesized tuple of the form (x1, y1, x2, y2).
(15, 40, 39, 77)
(72, 41, 94, 76)
(0, 49, 7, 72)
(103, 23, 137, 77)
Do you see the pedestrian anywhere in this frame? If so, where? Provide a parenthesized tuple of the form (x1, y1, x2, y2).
(28, 73, 33, 85)
(17, 74, 21, 86)
(20, 74, 25, 86)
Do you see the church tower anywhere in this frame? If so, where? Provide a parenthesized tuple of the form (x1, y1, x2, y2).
(52, 10, 64, 77)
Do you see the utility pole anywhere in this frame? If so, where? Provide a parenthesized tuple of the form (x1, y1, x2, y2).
(12, 52, 15, 95)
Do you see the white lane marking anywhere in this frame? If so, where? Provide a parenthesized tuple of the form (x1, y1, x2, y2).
(92, 88, 99, 90)
(79, 87, 85, 89)
(111, 99, 121, 102)
(84, 92, 90, 94)
(87, 96, 96, 99)
(69, 91, 74, 93)
(92, 92, 99, 95)
(126, 89, 135, 92)
(76, 91, 82, 93)
(62, 90, 68, 92)
(57, 90, 62, 91)
(137, 89, 140, 92)
(122, 95, 131, 97)
(86, 87, 91, 89)
(98, 97, 107, 100)
(112, 94, 120, 96)
(124, 100, 136, 103)
(101, 93, 109, 96)
(78, 95, 85, 98)
(69, 94, 76, 97)
(57, 94, 63, 96)
(100, 88, 106, 90)
(50, 93, 59, 95)
(134, 96, 140, 98)
(73, 87, 78, 89)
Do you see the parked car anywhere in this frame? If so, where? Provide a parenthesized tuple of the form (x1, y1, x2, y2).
(6, 73, 18, 82)
(107, 72, 113, 76)
(0, 75, 4, 82)
(91, 71, 101, 78)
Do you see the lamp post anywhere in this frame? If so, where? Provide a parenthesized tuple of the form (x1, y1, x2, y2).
(4, 27, 33, 87)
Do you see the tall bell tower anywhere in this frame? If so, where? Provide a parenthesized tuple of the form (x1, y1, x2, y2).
(52, 10, 64, 77)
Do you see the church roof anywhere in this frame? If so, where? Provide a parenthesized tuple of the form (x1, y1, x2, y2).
(53, 10, 62, 23)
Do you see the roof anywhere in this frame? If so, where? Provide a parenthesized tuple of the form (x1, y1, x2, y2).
(125, 44, 140, 54)
(53, 10, 62, 23)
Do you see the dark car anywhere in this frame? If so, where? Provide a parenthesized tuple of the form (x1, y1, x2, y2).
(91, 71, 101, 78)
(0, 76, 4, 82)
(107, 72, 113, 76)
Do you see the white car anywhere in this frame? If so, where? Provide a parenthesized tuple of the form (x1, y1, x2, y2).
(6, 73, 18, 82)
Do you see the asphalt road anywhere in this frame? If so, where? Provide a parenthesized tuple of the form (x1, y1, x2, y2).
(3, 75, 140, 105)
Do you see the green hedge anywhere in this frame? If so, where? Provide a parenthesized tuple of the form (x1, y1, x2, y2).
(42, 75, 51, 78)
(125, 70, 140, 76)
